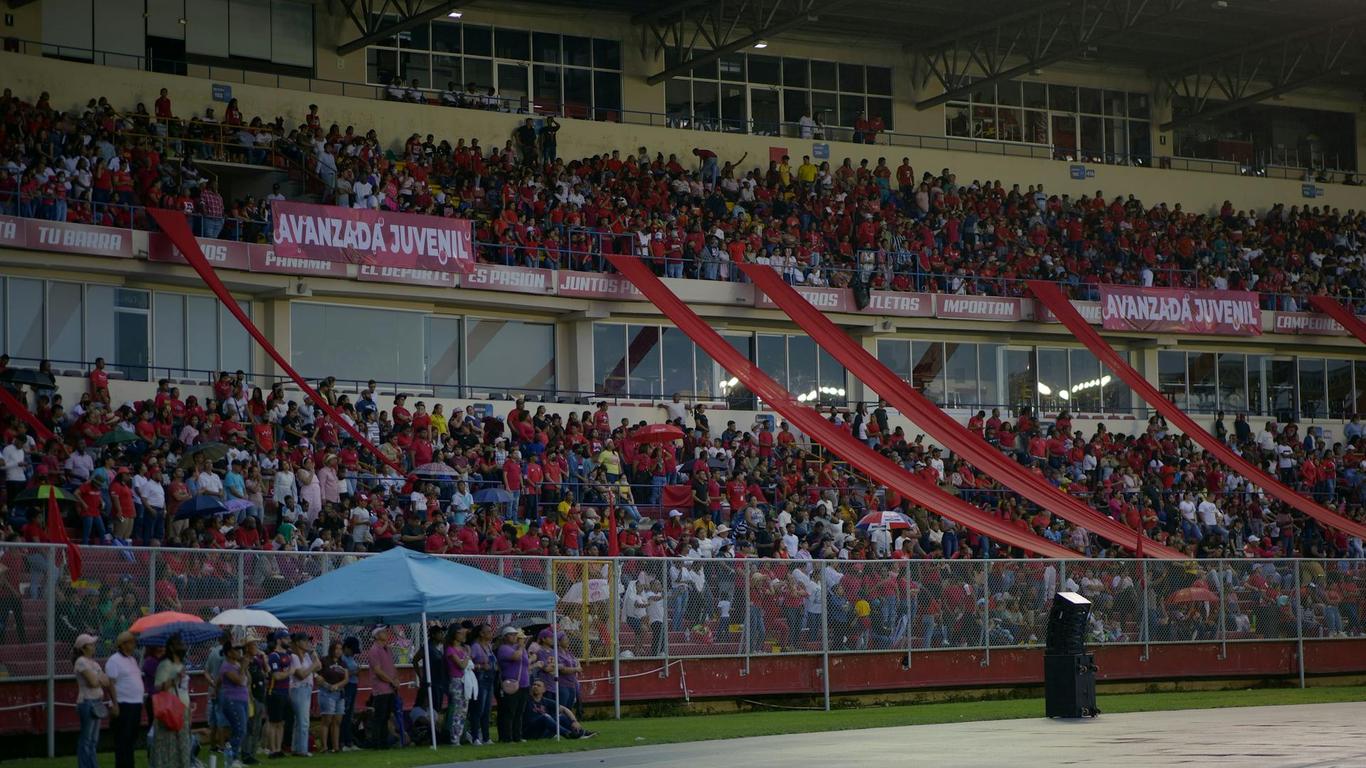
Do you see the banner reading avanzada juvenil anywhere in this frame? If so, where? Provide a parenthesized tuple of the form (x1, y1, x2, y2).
(1100, 285, 1261, 336)
(271, 200, 474, 274)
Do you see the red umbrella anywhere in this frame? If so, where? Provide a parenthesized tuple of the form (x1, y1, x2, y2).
(1166, 586, 1218, 605)
(632, 423, 685, 444)
(129, 611, 204, 634)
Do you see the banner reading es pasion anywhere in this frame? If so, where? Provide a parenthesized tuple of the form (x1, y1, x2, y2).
(1099, 286, 1261, 336)
(270, 200, 474, 274)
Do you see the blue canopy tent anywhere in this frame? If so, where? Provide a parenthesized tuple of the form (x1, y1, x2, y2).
(249, 547, 559, 748)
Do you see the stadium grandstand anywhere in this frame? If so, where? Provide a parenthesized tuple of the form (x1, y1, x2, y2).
(0, 0, 1365, 763)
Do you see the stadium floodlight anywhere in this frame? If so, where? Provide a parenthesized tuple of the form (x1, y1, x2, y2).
(753, 40, 769, 49)
(447, 10, 463, 18)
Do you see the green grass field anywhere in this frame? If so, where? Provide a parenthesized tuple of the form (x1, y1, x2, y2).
(13, 685, 1366, 768)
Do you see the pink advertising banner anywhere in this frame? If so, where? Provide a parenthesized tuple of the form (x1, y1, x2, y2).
(461, 263, 555, 294)
(1100, 286, 1261, 336)
(248, 246, 348, 277)
(866, 290, 934, 318)
(756, 286, 852, 313)
(556, 270, 644, 300)
(270, 200, 474, 274)
(935, 295, 1026, 321)
(148, 232, 252, 271)
(357, 263, 458, 287)
(1274, 311, 1347, 336)
(0, 215, 133, 258)
(1037, 300, 1102, 325)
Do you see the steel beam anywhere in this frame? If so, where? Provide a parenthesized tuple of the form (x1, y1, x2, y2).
(336, 0, 464, 55)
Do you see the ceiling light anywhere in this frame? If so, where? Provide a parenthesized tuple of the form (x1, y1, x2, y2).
(447, 10, 463, 18)
(753, 40, 768, 49)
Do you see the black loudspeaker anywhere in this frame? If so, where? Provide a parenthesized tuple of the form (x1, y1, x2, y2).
(1044, 592, 1098, 718)
(1044, 653, 1098, 718)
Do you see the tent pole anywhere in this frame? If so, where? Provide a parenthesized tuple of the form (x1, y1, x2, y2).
(422, 611, 437, 750)
(552, 610, 561, 742)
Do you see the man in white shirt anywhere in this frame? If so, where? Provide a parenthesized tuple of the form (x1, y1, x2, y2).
(1, 435, 29, 502)
(105, 631, 146, 767)
(660, 393, 689, 423)
(1196, 495, 1227, 541)
(197, 468, 225, 499)
(133, 467, 167, 544)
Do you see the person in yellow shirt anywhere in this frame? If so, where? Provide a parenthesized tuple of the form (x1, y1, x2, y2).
(777, 155, 792, 188)
(429, 403, 448, 437)
(796, 155, 818, 188)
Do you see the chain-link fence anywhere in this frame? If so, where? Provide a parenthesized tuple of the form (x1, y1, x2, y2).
(9, 543, 1366, 688)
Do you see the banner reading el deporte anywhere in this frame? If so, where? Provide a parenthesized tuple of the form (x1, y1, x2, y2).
(270, 200, 474, 274)
(1099, 285, 1261, 336)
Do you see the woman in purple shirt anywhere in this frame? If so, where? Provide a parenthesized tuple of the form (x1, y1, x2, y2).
(494, 626, 529, 743)
(467, 625, 496, 745)
(217, 644, 250, 768)
(555, 640, 583, 713)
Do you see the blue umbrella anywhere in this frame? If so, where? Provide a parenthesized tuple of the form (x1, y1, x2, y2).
(473, 487, 514, 504)
(138, 620, 226, 646)
(176, 495, 229, 520)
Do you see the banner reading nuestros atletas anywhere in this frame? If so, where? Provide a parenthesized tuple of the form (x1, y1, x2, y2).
(270, 200, 474, 274)
(1100, 286, 1261, 336)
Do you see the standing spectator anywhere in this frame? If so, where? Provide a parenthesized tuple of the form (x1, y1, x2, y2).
(1, 433, 28, 505)
(151, 633, 192, 768)
(365, 625, 399, 749)
(74, 633, 111, 768)
(468, 624, 496, 745)
(198, 179, 225, 239)
(495, 626, 529, 743)
(218, 640, 250, 768)
(443, 623, 471, 745)
(105, 631, 144, 768)
(316, 640, 348, 755)
(540, 116, 559, 165)
(514, 119, 539, 166)
(287, 633, 318, 757)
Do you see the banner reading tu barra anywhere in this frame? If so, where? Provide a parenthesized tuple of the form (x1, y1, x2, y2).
(271, 200, 474, 274)
(1099, 285, 1261, 336)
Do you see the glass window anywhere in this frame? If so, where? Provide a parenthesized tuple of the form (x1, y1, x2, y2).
(788, 335, 818, 402)
(1326, 358, 1353, 419)
(463, 25, 491, 57)
(757, 334, 787, 388)
(749, 54, 780, 85)
(689, 54, 718, 80)
(810, 60, 837, 91)
(944, 342, 977, 408)
(1036, 348, 1068, 414)
(838, 93, 864, 127)
(946, 103, 970, 137)
(1078, 87, 1103, 114)
(1048, 84, 1076, 112)
(782, 57, 808, 87)
(425, 315, 461, 395)
(8, 278, 43, 361)
(153, 293, 185, 372)
(465, 318, 554, 393)
(838, 63, 864, 92)
(221, 301, 251, 376)
(431, 20, 460, 53)
(399, 21, 429, 50)
(465, 58, 493, 89)
(818, 346, 844, 406)
(666, 79, 692, 121)
(593, 324, 626, 395)
(398, 51, 430, 88)
(292, 304, 424, 385)
(495, 28, 529, 60)
(811, 91, 838, 126)
(625, 325, 661, 397)
(877, 339, 911, 381)
(185, 296, 219, 374)
(532, 32, 560, 63)
(1187, 352, 1217, 412)
(1158, 351, 1187, 409)
(47, 281, 82, 364)
(593, 39, 620, 70)
(1246, 354, 1267, 416)
(661, 327, 694, 398)
(866, 66, 892, 96)
(784, 89, 810, 126)
(721, 83, 747, 132)
(867, 97, 893, 130)
(696, 332, 750, 403)
(1268, 358, 1296, 421)
(968, 80, 994, 105)
(85, 285, 114, 366)
(978, 344, 1001, 409)
(1101, 357, 1131, 414)
(1217, 353, 1247, 412)
(1298, 357, 1326, 419)
(594, 71, 622, 116)
(1067, 348, 1102, 413)
(367, 48, 397, 85)
(693, 80, 720, 124)
(563, 35, 591, 67)
(1080, 115, 1103, 160)
(1129, 120, 1151, 163)
(564, 67, 591, 116)
(1004, 348, 1036, 414)
(1357, 361, 1366, 417)
(1022, 81, 1047, 109)
(997, 81, 1022, 106)
(912, 340, 945, 403)
(719, 53, 745, 82)
(1128, 92, 1150, 119)
(432, 55, 461, 91)
(534, 65, 561, 112)
(87, 287, 149, 381)
(1103, 90, 1126, 116)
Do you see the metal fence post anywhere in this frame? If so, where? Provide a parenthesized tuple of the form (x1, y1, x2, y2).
(148, 548, 159, 613)
(980, 560, 991, 668)
(903, 559, 913, 667)
(236, 549, 246, 608)
(1140, 559, 1149, 662)
(612, 558, 621, 720)
(741, 559, 752, 676)
(661, 559, 671, 673)
(1216, 559, 1227, 660)
(1294, 562, 1305, 689)
(820, 563, 831, 712)
(46, 546, 56, 759)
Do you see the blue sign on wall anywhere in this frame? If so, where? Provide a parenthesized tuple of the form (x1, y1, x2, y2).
(1069, 164, 1095, 180)
(211, 84, 233, 103)
(812, 143, 830, 160)
(1301, 184, 1323, 199)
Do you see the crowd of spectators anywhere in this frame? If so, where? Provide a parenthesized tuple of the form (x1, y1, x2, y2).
(2, 86, 1364, 309)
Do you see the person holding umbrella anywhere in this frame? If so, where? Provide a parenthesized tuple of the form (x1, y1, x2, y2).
(151, 632, 193, 768)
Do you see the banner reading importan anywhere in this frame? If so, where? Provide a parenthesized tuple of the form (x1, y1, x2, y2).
(270, 200, 474, 274)
(1099, 286, 1261, 336)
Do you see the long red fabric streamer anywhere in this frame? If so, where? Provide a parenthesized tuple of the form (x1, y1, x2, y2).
(1307, 295, 1366, 346)
(741, 263, 1180, 559)
(149, 210, 406, 477)
(0, 387, 57, 444)
(610, 254, 1074, 558)
(48, 486, 81, 580)
(1028, 280, 1366, 540)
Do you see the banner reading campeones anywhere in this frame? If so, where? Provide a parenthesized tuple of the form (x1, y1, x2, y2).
(270, 200, 474, 274)
(1099, 286, 1262, 336)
